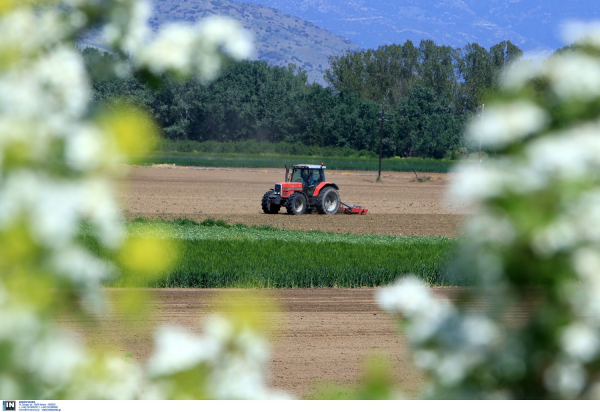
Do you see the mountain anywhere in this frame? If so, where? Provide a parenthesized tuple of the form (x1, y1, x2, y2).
(83, 0, 358, 84)
(237, 0, 599, 54)
(148, 0, 359, 84)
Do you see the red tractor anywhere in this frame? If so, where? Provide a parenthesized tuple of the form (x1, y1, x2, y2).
(261, 164, 340, 215)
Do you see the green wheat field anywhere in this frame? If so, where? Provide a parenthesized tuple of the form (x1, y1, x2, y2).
(83, 218, 461, 288)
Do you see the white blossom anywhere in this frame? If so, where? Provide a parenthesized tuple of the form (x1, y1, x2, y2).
(0, 46, 89, 126)
(0, 9, 67, 58)
(69, 357, 146, 400)
(531, 221, 579, 257)
(562, 20, 600, 50)
(136, 24, 197, 75)
(561, 323, 600, 362)
(27, 334, 86, 386)
(532, 188, 600, 257)
(51, 245, 113, 285)
(81, 177, 124, 248)
(435, 352, 481, 386)
(65, 124, 107, 171)
(526, 121, 600, 181)
(572, 248, 600, 285)
(0, 309, 41, 343)
(148, 325, 216, 376)
(197, 17, 254, 61)
(502, 59, 539, 91)
(462, 315, 502, 348)
(121, 0, 152, 55)
(148, 317, 289, 399)
(135, 17, 253, 80)
(448, 163, 506, 205)
(467, 101, 549, 149)
(544, 53, 600, 102)
(378, 277, 454, 343)
(544, 360, 587, 399)
(377, 277, 435, 315)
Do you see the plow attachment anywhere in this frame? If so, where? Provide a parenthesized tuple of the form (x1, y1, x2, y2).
(339, 201, 368, 215)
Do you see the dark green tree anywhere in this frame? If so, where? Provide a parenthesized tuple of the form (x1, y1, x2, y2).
(490, 40, 524, 86)
(457, 43, 493, 113)
(417, 40, 459, 106)
(392, 86, 465, 159)
(83, 48, 155, 114)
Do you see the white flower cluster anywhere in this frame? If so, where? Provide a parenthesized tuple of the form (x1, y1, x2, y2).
(103, 0, 253, 80)
(467, 101, 549, 149)
(378, 278, 503, 389)
(149, 317, 289, 399)
(381, 25, 600, 399)
(0, 0, 280, 401)
(0, 9, 121, 306)
(136, 18, 253, 81)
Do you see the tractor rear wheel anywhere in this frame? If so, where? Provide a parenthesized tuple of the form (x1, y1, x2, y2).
(261, 190, 281, 214)
(316, 187, 340, 214)
(286, 192, 307, 215)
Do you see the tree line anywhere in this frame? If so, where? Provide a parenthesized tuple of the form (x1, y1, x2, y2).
(84, 38, 522, 159)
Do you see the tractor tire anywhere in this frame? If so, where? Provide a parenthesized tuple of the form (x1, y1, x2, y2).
(286, 192, 308, 215)
(316, 187, 340, 215)
(261, 190, 281, 214)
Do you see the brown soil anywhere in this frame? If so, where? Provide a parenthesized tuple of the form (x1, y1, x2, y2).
(67, 288, 473, 399)
(116, 165, 472, 237)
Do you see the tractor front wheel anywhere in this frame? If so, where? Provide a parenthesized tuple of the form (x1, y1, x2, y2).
(286, 192, 307, 215)
(261, 190, 281, 214)
(316, 187, 340, 215)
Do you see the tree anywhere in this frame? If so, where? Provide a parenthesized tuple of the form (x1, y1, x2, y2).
(457, 41, 523, 113)
(457, 43, 493, 113)
(490, 40, 524, 86)
(326, 46, 402, 177)
(417, 40, 459, 106)
(204, 61, 307, 143)
(392, 86, 465, 158)
(298, 85, 379, 151)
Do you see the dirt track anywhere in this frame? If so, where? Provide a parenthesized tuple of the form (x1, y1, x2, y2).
(117, 165, 471, 237)
(71, 166, 477, 398)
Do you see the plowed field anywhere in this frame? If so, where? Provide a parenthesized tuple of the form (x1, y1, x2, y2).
(67, 288, 478, 399)
(117, 165, 471, 237)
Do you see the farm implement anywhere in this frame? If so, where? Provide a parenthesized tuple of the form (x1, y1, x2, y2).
(261, 164, 368, 215)
(339, 202, 368, 215)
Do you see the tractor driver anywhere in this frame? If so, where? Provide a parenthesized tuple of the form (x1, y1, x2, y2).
(305, 169, 318, 187)
(300, 169, 311, 187)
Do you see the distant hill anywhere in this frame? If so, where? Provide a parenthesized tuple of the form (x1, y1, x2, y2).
(239, 0, 599, 54)
(83, 0, 359, 85)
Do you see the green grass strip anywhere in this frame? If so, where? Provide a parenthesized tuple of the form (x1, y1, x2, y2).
(131, 152, 460, 173)
(85, 219, 459, 288)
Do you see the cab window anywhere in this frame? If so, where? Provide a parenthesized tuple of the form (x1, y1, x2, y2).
(291, 169, 304, 182)
(311, 169, 323, 186)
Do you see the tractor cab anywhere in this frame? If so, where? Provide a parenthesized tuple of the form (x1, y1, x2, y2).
(287, 165, 326, 197)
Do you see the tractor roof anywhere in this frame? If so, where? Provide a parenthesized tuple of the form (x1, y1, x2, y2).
(292, 164, 326, 169)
